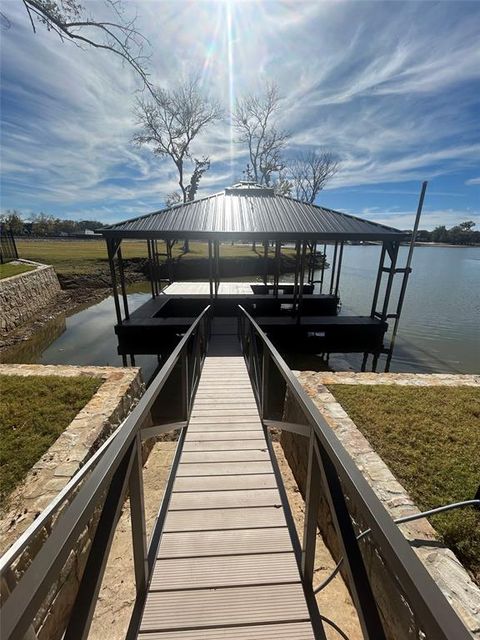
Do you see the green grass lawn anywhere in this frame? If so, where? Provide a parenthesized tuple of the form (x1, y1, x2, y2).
(16, 239, 294, 276)
(0, 374, 102, 508)
(16, 239, 147, 275)
(327, 384, 480, 580)
(0, 262, 35, 280)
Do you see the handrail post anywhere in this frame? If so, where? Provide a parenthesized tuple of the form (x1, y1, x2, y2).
(63, 443, 137, 640)
(129, 434, 148, 595)
(181, 350, 189, 419)
(301, 432, 321, 586)
(313, 438, 386, 639)
(261, 349, 270, 419)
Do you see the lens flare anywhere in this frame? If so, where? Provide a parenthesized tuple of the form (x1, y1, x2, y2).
(226, 1, 235, 182)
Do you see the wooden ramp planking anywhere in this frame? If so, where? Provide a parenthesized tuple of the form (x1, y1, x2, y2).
(138, 356, 317, 639)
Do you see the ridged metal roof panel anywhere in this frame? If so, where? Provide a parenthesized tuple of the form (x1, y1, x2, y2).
(101, 187, 406, 240)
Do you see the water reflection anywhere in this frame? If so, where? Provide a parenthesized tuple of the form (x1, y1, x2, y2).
(1, 314, 67, 364)
(38, 293, 161, 382)
(1, 292, 160, 384)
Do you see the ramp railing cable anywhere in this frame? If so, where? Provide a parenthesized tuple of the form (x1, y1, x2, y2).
(238, 305, 471, 640)
(0, 305, 211, 640)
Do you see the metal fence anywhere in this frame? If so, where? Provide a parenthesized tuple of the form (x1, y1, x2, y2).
(238, 305, 470, 640)
(0, 306, 211, 640)
(0, 225, 19, 264)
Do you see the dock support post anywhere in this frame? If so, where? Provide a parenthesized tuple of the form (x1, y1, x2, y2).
(319, 243, 326, 293)
(274, 240, 281, 298)
(154, 240, 162, 293)
(263, 241, 269, 286)
(117, 245, 130, 320)
(154, 240, 160, 296)
(208, 240, 214, 300)
(106, 239, 122, 327)
(297, 241, 307, 322)
(148, 240, 159, 297)
(329, 242, 338, 294)
(334, 241, 344, 298)
(214, 240, 220, 297)
(166, 240, 174, 285)
(307, 241, 316, 284)
(370, 243, 386, 317)
(147, 240, 155, 299)
(380, 241, 399, 320)
(292, 241, 301, 313)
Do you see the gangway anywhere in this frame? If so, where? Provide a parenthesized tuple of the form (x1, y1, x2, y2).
(0, 306, 472, 640)
(138, 354, 320, 638)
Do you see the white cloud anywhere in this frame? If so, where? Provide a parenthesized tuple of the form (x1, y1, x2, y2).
(361, 208, 480, 230)
(0, 0, 479, 222)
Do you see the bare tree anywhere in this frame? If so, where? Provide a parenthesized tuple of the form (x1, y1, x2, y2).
(4, 1, 152, 92)
(164, 191, 182, 208)
(233, 83, 289, 186)
(289, 151, 339, 203)
(133, 77, 221, 203)
(134, 77, 221, 250)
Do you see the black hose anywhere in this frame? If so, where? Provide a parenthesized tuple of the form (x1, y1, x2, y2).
(313, 499, 480, 595)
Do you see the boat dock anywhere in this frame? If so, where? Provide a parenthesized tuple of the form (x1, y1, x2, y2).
(115, 280, 387, 357)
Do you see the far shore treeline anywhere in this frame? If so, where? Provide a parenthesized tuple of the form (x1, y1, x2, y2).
(0, 211, 107, 237)
(1, 210, 479, 246)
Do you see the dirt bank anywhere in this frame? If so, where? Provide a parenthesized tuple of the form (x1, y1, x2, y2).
(56, 253, 300, 290)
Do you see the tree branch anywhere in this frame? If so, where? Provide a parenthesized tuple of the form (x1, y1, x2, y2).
(17, 0, 154, 95)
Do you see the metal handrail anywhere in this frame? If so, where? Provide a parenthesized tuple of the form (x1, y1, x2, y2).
(238, 305, 470, 640)
(1, 305, 211, 640)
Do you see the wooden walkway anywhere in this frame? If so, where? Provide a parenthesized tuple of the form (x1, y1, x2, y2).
(137, 355, 317, 639)
(163, 281, 304, 295)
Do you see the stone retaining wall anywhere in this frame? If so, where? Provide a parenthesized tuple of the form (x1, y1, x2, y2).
(281, 372, 480, 639)
(0, 364, 144, 640)
(0, 261, 61, 334)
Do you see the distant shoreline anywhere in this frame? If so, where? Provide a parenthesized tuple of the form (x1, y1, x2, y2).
(413, 242, 480, 248)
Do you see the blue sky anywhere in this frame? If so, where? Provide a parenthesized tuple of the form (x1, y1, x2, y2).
(1, 0, 479, 230)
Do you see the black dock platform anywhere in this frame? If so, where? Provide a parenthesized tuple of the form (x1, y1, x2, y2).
(115, 282, 387, 356)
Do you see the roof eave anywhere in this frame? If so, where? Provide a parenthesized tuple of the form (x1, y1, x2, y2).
(99, 229, 408, 242)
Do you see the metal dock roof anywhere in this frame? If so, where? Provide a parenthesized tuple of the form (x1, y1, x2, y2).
(101, 185, 407, 241)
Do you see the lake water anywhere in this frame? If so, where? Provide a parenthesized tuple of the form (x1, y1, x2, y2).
(2, 245, 478, 379)
(319, 244, 480, 373)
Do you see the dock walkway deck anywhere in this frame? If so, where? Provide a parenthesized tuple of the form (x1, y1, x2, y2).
(137, 353, 317, 639)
